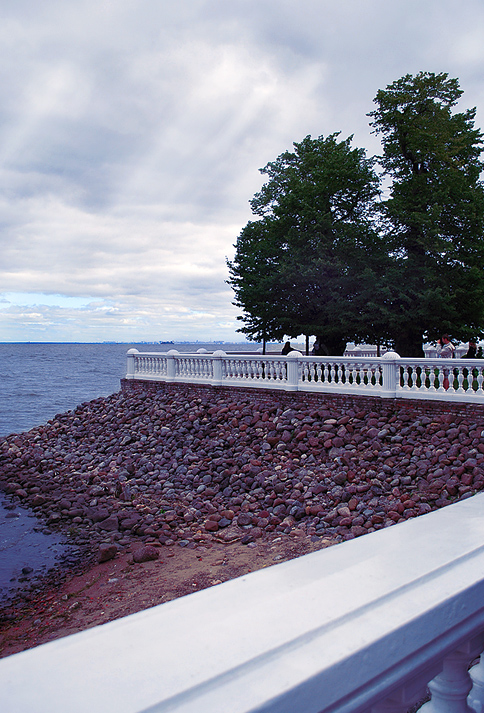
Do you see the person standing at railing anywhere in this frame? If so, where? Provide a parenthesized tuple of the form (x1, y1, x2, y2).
(281, 341, 293, 355)
(463, 341, 477, 358)
(436, 334, 455, 358)
(462, 341, 480, 383)
(436, 335, 455, 389)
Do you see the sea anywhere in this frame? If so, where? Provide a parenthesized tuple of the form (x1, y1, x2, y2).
(0, 341, 268, 601)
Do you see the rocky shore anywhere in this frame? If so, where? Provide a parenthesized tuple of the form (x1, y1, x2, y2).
(1, 382, 484, 589)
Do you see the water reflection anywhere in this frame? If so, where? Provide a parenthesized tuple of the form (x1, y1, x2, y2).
(0, 495, 79, 602)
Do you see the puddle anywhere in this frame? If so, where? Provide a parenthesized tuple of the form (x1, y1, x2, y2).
(0, 495, 81, 603)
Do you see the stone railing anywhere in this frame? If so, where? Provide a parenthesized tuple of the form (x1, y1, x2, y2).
(126, 349, 484, 403)
(3, 494, 484, 712)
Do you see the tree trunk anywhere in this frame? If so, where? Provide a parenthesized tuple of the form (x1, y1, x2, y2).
(393, 328, 424, 357)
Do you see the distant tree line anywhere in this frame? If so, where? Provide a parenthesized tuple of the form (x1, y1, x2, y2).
(227, 72, 484, 356)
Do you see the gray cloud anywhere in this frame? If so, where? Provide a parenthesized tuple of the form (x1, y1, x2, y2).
(1, 0, 484, 341)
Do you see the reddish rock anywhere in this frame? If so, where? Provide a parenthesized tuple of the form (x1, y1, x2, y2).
(204, 520, 219, 532)
(98, 544, 118, 563)
(133, 545, 159, 563)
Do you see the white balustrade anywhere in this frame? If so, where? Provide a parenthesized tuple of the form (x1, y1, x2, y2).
(126, 350, 484, 403)
(4, 494, 484, 712)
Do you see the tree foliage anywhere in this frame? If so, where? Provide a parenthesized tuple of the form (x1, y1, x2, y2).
(227, 133, 385, 354)
(369, 71, 484, 355)
(228, 72, 484, 356)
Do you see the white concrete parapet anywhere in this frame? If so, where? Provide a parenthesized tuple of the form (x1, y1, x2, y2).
(126, 350, 484, 403)
(3, 495, 484, 712)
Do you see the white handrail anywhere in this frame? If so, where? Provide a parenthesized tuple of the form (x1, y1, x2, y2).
(126, 349, 484, 403)
(3, 494, 484, 712)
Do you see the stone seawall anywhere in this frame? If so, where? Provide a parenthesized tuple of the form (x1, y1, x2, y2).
(1, 380, 484, 564)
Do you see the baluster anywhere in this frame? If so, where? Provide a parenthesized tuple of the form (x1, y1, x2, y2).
(302, 361, 309, 383)
(377, 364, 384, 387)
(348, 364, 358, 389)
(235, 359, 242, 380)
(435, 363, 446, 393)
(253, 359, 260, 380)
(354, 363, 364, 388)
(412, 364, 424, 391)
(476, 366, 484, 395)
(340, 361, 347, 384)
(455, 364, 466, 393)
(401, 364, 411, 390)
(329, 362, 336, 384)
(274, 359, 282, 381)
(312, 361, 319, 383)
(420, 647, 477, 713)
(469, 652, 484, 713)
(265, 360, 273, 380)
(323, 362, 329, 383)
(332, 361, 339, 383)
(313, 361, 320, 383)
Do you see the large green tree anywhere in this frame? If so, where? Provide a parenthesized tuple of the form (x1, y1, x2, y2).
(369, 71, 484, 356)
(229, 72, 484, 357)
(227, 133, 386, 354)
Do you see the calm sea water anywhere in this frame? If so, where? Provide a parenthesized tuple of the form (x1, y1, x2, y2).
(0, 342, 268, 438)
(0, 341, 265, 600)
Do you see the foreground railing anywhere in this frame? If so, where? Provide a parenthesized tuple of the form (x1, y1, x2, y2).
(3, 495, 484, 712)
(126, 349, 484, 403)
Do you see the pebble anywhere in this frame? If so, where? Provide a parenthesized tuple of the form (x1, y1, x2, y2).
(0, 386, 483, 558)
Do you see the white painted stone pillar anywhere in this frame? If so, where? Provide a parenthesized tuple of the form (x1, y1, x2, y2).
(126, 348, 139, 379)
(469, 653, 484, 713)
(211, 350, 226, 386)
(166, 349, 179, 381)
(380, 351, 400, 398)
(285, 351, 300, 391)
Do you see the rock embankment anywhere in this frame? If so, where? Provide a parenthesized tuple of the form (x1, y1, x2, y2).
(1, 386, 484, 561)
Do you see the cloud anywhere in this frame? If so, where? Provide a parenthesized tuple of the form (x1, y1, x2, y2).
(1, 0, 484, 342)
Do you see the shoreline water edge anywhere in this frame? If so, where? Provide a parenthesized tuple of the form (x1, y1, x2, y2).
(1, 379, 484, 652)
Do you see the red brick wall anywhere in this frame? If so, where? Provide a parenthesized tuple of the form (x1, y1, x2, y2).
(120, 379, 484, 420)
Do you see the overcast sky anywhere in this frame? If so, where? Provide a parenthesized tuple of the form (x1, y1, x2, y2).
(1, 0, 483, 343)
